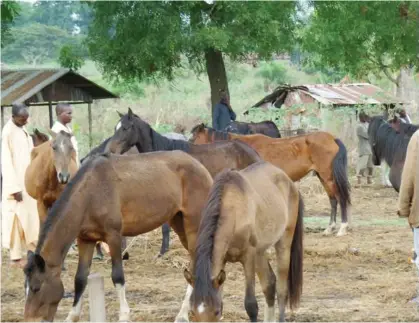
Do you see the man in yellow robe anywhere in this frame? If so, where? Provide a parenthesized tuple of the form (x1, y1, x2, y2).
(1, 103, 39, 267)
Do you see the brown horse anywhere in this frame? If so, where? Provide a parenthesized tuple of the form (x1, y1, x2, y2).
(23, 150, 214, 322)
(224, 120, 281, 138)
(178, 161, 304, 322)
(106, 108, 262, 256)
(25, 130, 79, 224)
(30, 128, 49, 147)
(190, 124, 351, 237)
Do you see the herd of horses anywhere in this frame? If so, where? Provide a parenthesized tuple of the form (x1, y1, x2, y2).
(20, 108, 417, 322)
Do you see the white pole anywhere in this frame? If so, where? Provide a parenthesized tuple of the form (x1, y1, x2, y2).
(88, 272, 107, 322)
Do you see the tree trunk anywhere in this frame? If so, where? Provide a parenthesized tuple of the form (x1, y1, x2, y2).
(205, 47, 229, 117)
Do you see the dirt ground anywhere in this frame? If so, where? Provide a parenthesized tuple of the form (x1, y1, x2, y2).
(1, 175, 419, 322)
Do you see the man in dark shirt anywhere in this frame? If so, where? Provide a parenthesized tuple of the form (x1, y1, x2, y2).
(212, 90, 236, 131)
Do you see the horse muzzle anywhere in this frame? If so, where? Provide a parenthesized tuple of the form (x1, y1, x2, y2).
(58, 172, 70, 184)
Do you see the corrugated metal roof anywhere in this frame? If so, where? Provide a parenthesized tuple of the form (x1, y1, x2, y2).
(1, 68, 118, 106)
(252, 83, 405, 109)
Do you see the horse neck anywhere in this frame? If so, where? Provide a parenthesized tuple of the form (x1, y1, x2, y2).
(149, 128, 190, 152)
(206, 128, 232, 142)
(37, 169, 90, 268)
(375, 125, 400, 165)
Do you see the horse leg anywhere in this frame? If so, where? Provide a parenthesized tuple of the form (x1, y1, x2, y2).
(158, 223, 171, 257)
(174, 282, 193, 322)
(274, 237, 293, 322)
(122, 236, 129, 260)
(66, 239, 95, 322)
(255, 253, 276, 322)
(315, 174, 337, 236)
(242, 248, 258, 322)
(107, 233, 130, 322)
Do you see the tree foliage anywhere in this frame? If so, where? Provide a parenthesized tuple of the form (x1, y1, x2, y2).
(85, 1, 298, 106)
(1, 0, 21, 48)
(302, 1, 419, 83)
(2, 23, 80, 65)
(59, 44, 85, 71)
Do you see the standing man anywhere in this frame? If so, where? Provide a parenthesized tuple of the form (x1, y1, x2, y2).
(397, 128, 419, 298)
(356, 111, 374, 185)
(212, 89, 237, 131)
(51, 103, 79, 166)
(1, 103, 39, 268)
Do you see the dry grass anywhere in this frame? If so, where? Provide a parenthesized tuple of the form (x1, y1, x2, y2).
(2, 176, 419, 322)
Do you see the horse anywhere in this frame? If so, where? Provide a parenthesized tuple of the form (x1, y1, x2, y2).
(25, 130, 78, 224)
(106, 108, 262, 256)
(23, 150, 214, 322)
(189, 123, 351, 237)
(178, 161, 304, 322)
(224, 120, 281, 138)
(368, 116, 419, 192)
(30, 128, 49, 146)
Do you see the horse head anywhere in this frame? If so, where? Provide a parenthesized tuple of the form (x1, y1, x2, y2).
(107, 107, 153, 154)
(48, 129, 76, 184)
(23, 251, 64, 322)
(189, 123, 208, 144)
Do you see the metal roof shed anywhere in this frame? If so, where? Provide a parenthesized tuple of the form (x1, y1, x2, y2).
(1, 68, 119, 149)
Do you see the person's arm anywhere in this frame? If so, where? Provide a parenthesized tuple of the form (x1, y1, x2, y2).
(212, 105, 220, 130)
(229, 108, 236, 121)
(397, 132, 418, 218)
(1, 131, 22, 199)
(356, 124, 369, 139)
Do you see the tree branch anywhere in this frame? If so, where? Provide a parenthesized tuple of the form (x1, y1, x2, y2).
(366, 55, 398, 85)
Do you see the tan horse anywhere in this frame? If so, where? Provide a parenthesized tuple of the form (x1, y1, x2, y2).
(178, 161, 304, 322)
(25, 130, 78, 224)
(23, 150, 214, 322)
(190, 124, 351, 237)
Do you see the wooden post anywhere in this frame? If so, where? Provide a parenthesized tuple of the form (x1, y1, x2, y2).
(48, 102, 53, 128)
(1, 106, 4, 130)
(88, 273, 106, 322)
(88, 102, 92, 149)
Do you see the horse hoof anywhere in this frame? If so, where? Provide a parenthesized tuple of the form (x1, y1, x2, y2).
(322, 227, 333, 236)
(65, 313, 80, 322)
(336, 224, 349, 237)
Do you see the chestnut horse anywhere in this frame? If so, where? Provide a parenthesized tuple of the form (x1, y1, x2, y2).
(368, 116, 419, 192)
(179, 161, 303, 322)
(30, 128, 49, 147)
(106, 108, 262, 256)
(224, 120, 281, 138)
(25, 130, 79, 224)
(190, 124, 351, 237)
(23, 150, 213, 322)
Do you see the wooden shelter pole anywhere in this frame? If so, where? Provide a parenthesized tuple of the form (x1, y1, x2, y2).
(88, 102, 92, 149)
(48, 102, 53, 128)
(1, 106, 4, 130)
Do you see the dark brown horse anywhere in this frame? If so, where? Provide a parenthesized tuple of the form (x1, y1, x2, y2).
(224, 120, 281, 138)
(190, 124, 351, 237)
(368, 116, 419, 192)
(179, 162, 303, 322)
(23, 151, 214, 322)
(30, 128, 49, 146)
(106, 108, 262, 256)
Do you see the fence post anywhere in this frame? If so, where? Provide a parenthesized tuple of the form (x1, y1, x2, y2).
(88, 273, 107, 322)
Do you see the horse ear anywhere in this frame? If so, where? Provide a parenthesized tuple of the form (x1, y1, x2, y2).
(34, 254, 46, 273)
(33, 128, 40, 135)
(213, 270, 226, 288)
(47, 128, 57, 139)
(127, 107, 133, 119)
(117, 111, 124, 118)
(183, 268, 193, 285)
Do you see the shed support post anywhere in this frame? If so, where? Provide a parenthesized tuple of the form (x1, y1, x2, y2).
(88, 273, 106, 321)
(1, 106, 4, 130)
(88, 102, 92, 149)
(48, 102, 53, 128)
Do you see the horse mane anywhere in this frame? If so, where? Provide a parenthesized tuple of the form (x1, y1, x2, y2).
(399, 122, 419, 136)
(80, 137, 112, 163)
(192, 169, 242, 306)
(368, 116, 413, 165)
(35, 156, 99, 254)
(133, 117, 191, 152)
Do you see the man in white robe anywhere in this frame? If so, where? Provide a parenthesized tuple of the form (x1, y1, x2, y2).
(1, 103, 39, 267)
(51, 103, 79, 166)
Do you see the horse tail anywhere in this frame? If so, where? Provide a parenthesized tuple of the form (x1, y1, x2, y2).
(288, 192, 304, 310)
(332, 139, 351, 209)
